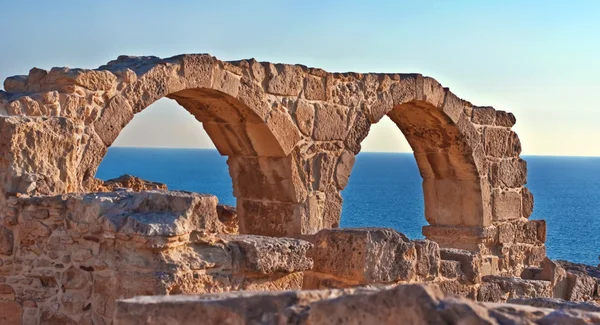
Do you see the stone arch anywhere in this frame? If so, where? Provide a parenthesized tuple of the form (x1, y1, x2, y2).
(0, 55, 309, 236)
(0, 55, 542, 264)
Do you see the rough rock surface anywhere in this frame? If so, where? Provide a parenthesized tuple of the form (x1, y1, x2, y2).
(92, 174, 168, 192)
(113, 283, 600, 325)
(509, 297, 600, 313)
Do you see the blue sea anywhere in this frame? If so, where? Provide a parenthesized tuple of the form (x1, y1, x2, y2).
(97, 148, 600, 266)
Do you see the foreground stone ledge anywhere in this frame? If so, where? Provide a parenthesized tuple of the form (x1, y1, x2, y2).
(113, 283, 600, 325)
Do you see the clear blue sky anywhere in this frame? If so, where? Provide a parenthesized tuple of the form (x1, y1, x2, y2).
(1, 1, 599, 155)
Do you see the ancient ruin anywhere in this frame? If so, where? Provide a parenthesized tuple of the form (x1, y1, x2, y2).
(0, 54, 598, 324)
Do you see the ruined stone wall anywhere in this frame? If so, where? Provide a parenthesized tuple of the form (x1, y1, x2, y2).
(0, 190, 312, 325)
(0, 189, 595, 324)
(0, 53, 559, 324)
(0, 54, 542, 267)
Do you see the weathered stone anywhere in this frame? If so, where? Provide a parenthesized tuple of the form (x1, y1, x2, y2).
(536, 258, 569, 299)
(94, 95, 134, 146)
(439, 260, 461, 279)
(333, 151, 355, 190)
(492, 189, 522, 221)
(482, 276, 552, 301)
(294, 100, 315, 136)
(304, 75, 326, 100)
(439, 248, 481, 283)
(497, 222, 516, 243)
(266, 64, 303, 96)
(490, 158, 527, 188)
(220, 235, 313, 275)
(472, 106, 496, 124)
(216, 204, 238, 234)
(228, 156, 306, 203)
(566, 271, 597, 301)
(312, 103, 348, 141)
(522, 187, 534, 218)
(509, 297, 600, 313)
(495, 110, 517, 127)
(92, 174, 167, 192)
(344, 112, 371, 154)
(483, 127, 510, 158)
(114, 284, 600, 325)
(413, 240, 440, 279)
(304, 228, 416, 283)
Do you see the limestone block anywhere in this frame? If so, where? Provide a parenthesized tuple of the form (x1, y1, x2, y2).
(344, 112, 371, 154)
(241, 272, 304, 291)
(494, 111, 517, 128)
(236, 199, 305, 237)
(322, 189, 343, 229)
(535, 258, 569, 299)
(97, 191, 221, 236)
(219, 235, 313, 275)
(265, 64, 303, 96)
(294, 100, 315, 136)
(492, 189, 522, 221)
(0, 116, 85, 195)
(93, 95, 134, 146)
(495, 111, 517, 127)
(490, 158, 527, 188)
(439, 260, 461, 279)
(522, 187, 534, 218)
(515, 220, 546, 245)
(472, 106, 496, 125)
(304, 75, 326, 100)
(309, 153, 336, 191)
(481, 276, 552, 302)
(304, 228, 417, 284)
(216, 205, 238, 234)
(497, 222, 516, 243)
(413, 240, 440, 279)
(439, 248, 482, 283)
(483, 127, 510, 158)
(566, 271, 597, 301)
(264, 107, 302, 156)
(228, 156, 306, 203)
(312, 103, 349, 141)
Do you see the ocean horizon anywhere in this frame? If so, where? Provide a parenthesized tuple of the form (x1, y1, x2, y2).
(97, 147, 600, 266)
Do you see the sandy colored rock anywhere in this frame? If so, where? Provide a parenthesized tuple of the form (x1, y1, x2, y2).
(219, 234, 313, 274)
(113, 283, 600, 325)
(92, 174, 167, 192)
(303, 228, 417, 284)
(509, 297, 600, 313)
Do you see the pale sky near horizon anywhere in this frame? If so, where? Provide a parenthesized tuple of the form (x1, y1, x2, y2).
(1, 1, 599, 155)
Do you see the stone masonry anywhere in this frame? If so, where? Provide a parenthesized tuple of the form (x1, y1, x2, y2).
(0, 53, 569, 324)
(0, 54, 538, 258)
